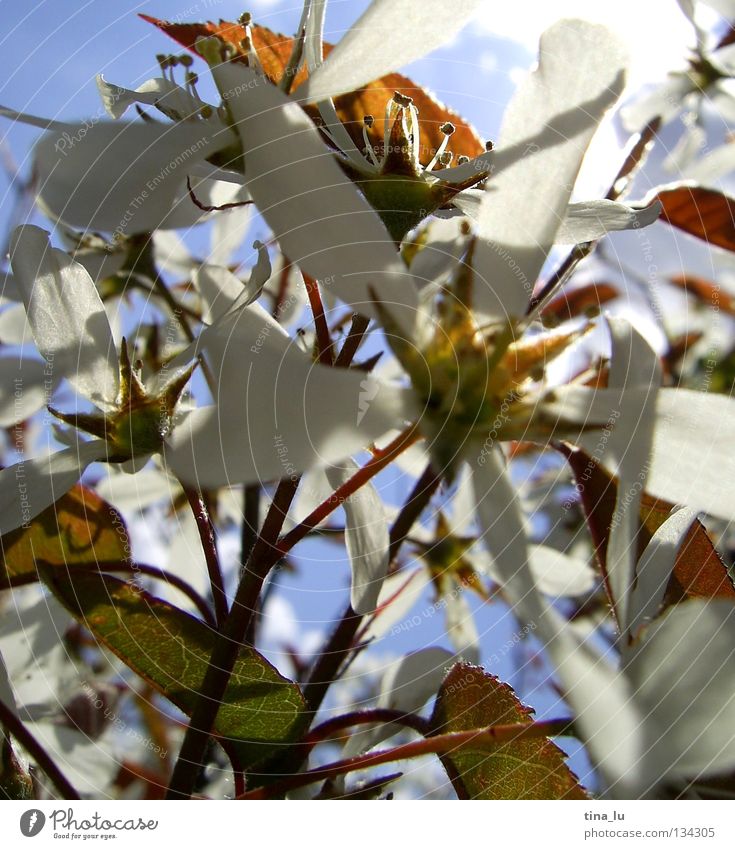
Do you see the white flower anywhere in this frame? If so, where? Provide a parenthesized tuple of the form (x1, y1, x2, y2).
(0, 226, 196, 535)
(0, 86, 243, 237)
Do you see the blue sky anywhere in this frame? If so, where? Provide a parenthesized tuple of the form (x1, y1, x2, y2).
(0, 0, 726, 796)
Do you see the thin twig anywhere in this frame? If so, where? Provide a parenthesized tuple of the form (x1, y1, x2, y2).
(183, 488, 229, 629)
(388, 462, 441, 562)
(305, 708, 430, 747)
(526, 117, 662, 317)
(303, 272, 333, 365)
(276, 424, 421, 556)
(10, 561, 216, 628)
(334, 314, 371, 368)
(238, 718, 575, 799)
(0, 700, 80, 800)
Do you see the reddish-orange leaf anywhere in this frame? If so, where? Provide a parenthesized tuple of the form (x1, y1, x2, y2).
(656, 185, 735, 252)
(542, 283, 619, 324)
(141, 16, 485, 166)
(559, 444, 735, 617)
(667, 273, 735, 316)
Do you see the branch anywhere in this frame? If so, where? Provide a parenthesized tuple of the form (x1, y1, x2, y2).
(183, 488, 228, 629)
(303, 273, 333, 365)
(526, 117, 661, 316)
(0, 699, 80, 800)
(238, 718, 575, 798)
(276, 423, 421, 556)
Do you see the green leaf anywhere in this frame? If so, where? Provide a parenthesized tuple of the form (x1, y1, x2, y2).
(0, 484, 129, 588)
(41, 569, 306, 768)
(429, 663, 587, 799)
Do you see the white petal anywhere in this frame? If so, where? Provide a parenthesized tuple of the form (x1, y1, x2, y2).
(710, 80, 735, 123)
(432, 151, 494, 185)
(550, 320, 661, 629)
(225, 241, 272, 315)
(33, 119, 232, 234)
(94, 465, 181, 513)
(627, 600, 735, 779)
(663, 123, 707, 174)
(193, 265, 247, 324)
(344, 646, 455, 760)
(408, 218, 470, 289)
(528, 544, 598, 597)
(69, 243, 128, 284)
(96, 74, 207, 121)
(700, 0, 735, 19)
(443, 590, 480, 663)
(0, 652, 17, 715)
(0, 104, 67, 132)
(471, 20, 627, 322)
(326, 459, 389, 615)
(296, 0, 483, 103)
(626, 507, 700, 638)
(683, 140, 735, 183)
(165, 509, 212, 603)
(164, 308, 411, 488)
(0, 303, 33, 346)
(647, 388, 735, 522)
(207, 203, 253, 267)
(0, 591, 74, 711)
(379, 646, 455, 711)
(620, 74, 695, 132)
(0, 356, 53, 427)
(151, 230, 195, 277)
(10, 226, 119, 409)
(26, 721, 118, 798)
(458, 194, 662, 246)
(556, 200, 662, 245)
(603, 318, 662, 631)
(211, 62, 416, 332)
(472, 450, 646, 793)
(0, 272, 20, 303)
(0, 441, 106, 535)
(360, 567, 432, 644)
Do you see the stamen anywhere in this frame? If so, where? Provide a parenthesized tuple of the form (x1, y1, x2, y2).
(383, 98, 396, 160)
(408, 103, 421, 169)
(393, 91, 413, 108)
(362, 115, 380, 167)
(425, 122, 456, 171)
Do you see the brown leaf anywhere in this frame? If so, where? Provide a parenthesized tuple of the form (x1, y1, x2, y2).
(0, 484, 129, 589)
(542, 283, 619, 324)
(429, 663, 587, 799)
(655, 185, 735, 252)
(559, 444, 735, 613)
(141, 16, 485, 166)
(667, 274, 735, 316)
